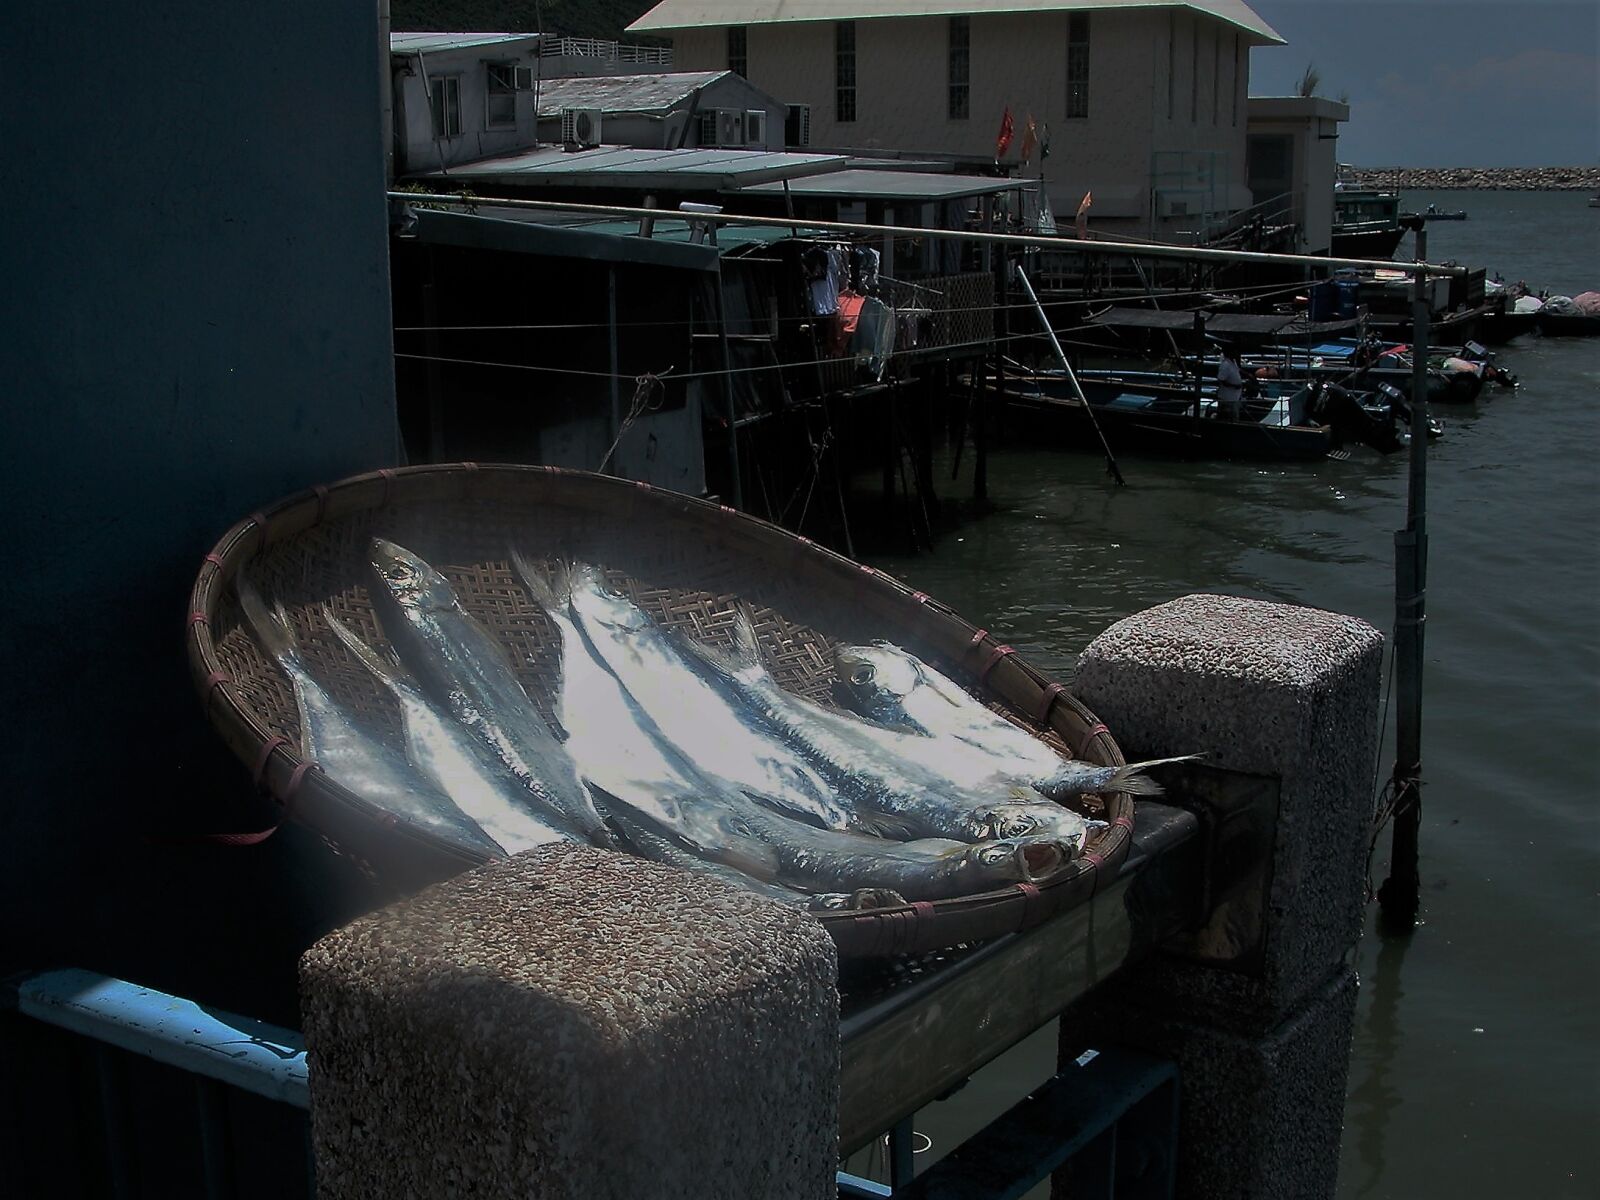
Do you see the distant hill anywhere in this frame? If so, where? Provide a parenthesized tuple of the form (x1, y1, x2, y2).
(390, 1, 661, 42)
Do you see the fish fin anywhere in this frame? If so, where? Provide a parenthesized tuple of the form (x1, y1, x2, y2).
(676, 608, 763, 682)
(511, 549, 571, 613)
(847, 808, 924, 840)
(237, 579, 296, 664)
(1098, 754, 1203, 797)
(321, 605, 404, 689)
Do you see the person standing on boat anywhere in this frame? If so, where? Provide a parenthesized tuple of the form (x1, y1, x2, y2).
(1215, 340, 1246, 421)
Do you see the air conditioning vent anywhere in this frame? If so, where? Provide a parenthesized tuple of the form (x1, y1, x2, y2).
(561, 107, 603, 148)
(785, 104, 811, 148)
(745, 110, 767, 148)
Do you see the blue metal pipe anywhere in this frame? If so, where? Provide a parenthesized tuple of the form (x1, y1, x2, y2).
(14, 969, 309, 1109)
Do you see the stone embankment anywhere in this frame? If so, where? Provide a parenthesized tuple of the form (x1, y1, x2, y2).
(1345, 166, 1600, 191)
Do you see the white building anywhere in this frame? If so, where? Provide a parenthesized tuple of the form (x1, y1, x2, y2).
(627, 0, 1286, 239)
(532, 71, 788, 152)
(388, 32, 679, 176)
(1246, 96, 1350, 255)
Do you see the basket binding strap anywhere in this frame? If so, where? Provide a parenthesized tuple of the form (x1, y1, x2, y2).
(977, 643, 1015, 685)
(1075, 722, 1109, 759)
(312, 484, 330, 524)
(1034, 682, 1065, 725)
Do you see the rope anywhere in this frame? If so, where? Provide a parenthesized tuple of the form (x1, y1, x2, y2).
(596, 369, 671, 474)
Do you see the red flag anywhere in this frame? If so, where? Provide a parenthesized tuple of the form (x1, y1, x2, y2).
(995, 106, 1014, 160)
(1019, 114, 1038, 165)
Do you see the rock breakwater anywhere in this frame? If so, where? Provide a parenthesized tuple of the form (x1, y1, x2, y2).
(1345, 166, 1600, 191)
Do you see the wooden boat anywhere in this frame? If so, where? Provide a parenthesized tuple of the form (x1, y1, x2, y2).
(994, 369, 1393, 461)
(1536, 311, 1600, 338)
(186, 464, 1136, 958)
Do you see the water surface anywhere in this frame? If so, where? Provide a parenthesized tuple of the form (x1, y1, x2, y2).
(862, 189, 1600, 1197)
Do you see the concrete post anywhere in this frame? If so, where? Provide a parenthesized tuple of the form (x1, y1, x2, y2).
(301, 844, 840, 1200)
(1064, 593, 1383, 1199)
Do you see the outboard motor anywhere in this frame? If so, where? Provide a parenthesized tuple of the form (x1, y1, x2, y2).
(1313, 381, 1404, 453)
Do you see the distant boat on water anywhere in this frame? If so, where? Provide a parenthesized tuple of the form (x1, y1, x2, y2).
(1422, 203, 1468, 221)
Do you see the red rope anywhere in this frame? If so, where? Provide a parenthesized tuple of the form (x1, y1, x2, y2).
(1075, 722, 1110, 758)
(978, 643, 1015, 684)
(1034, 682, 1065, 725)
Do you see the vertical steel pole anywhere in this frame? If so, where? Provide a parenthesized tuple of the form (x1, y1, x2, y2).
(1380, 224, 1428, 931)
(607, 265, 622, 463)
(712, 264, 745, 509)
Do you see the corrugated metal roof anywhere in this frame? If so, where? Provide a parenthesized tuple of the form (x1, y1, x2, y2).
(390, 32, 540, 54)
(533, 71, 728, 117)
(407, 208, 721, 271)
(424, 145, 851, 190)
(743, 168, 1022, 201)
(628, 1, 1284, 45)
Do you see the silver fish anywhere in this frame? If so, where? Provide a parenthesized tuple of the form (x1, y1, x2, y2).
(562, 563, 852, 831)
(509, 552, 755, 864)
(364, 538, 609, 844)
(677, 609, 1084, 845)
(237, 582, 501, 857)
(602, 800, 900, 912)
(604, 784, 1075, 902)
(322, 607, 578, 852)
(833, 641, 1194, 811)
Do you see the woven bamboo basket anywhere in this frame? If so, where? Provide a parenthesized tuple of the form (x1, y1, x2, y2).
(185, 464, 1135, 958)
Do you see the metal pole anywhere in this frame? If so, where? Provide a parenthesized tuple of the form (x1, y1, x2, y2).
(606, 265, 621, 463)
(390, 192, 1468, 279)
(1015, 266, 1125, 485)
(1380, 222, 1428, 932)
(711, 265, 744, 509)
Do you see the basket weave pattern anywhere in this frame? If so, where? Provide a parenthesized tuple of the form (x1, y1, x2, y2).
(190, 466, 1132, 957)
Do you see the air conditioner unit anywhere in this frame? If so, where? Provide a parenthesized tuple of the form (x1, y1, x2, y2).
(716, 108, 744, 148)
(745, 110, 767, 148)
(514, 66, 535, 90)
(785, 104, 811, 148)
(561, 107, 603, 148)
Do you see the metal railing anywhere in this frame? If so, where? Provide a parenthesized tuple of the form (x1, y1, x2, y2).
(539, 36, 674, 65)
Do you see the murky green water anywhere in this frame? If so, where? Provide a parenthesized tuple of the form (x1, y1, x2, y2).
(857, 191, 1600, 1197)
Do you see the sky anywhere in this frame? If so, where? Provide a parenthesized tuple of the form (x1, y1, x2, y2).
(1246, 0, 1599, 166)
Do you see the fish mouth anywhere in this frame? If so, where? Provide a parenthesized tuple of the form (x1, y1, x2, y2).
(1017, 841, 1067, 881)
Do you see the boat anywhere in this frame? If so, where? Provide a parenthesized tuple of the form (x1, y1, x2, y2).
(1331, 186, 1407, 259)
(1421, 204, 1467, 221)
(1238, 340, 1513, 404)
(1587, 193, 1599, 208)
(995, 368, 1415, 461)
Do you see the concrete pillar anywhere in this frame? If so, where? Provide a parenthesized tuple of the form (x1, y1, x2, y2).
(1064, 593, 1383, 1199)
(301, 844, 840, 1200)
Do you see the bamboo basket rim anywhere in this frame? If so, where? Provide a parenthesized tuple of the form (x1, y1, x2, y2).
(185, 463, 1134, 958)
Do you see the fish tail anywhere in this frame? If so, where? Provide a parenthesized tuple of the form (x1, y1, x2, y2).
(1097, 754, 1201, 797)
(679, 604, 766, 682)
(237, 579, 297, 664)
(511, 549, 571, 613)
(321, 605, 403, 689)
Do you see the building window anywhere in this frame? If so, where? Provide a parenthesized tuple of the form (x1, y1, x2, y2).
(1166, 13, 1176, 121)
(1233, 33, 1241, 126)
(485, 65, 516, 128)
(1190, 18, 1199, 122)
(728, 26, 747, 77)
(948, 16, 970, 120)
(1066, 13, 1090, 119)
(835, 21, 856, 123)
(1212, 26, 1220, 123)
(940, 16, 966, 120)
(430, 76, 462, 138)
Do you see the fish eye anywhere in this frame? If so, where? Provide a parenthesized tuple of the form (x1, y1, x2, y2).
(385, 563, 416, 584)
(850, 666, 873, 685)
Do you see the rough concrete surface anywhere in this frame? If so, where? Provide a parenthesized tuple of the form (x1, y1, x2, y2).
(1074, 593, 1382, 1026)
(301, 844, 840, 1200)
(1066, 965, 1359, 1200)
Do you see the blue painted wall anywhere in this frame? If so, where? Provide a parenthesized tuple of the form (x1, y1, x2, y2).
(1, 6, 399, 1017)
